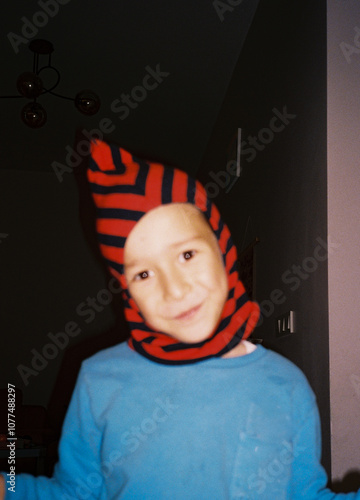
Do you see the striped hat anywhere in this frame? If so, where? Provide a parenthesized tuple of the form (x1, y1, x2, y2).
(88, 140, 259, 364)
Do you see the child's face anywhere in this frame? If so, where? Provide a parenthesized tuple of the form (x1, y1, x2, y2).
(124, 203, 229, 344)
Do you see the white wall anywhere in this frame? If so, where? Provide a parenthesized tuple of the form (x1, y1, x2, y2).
(327, 0, 360, 480)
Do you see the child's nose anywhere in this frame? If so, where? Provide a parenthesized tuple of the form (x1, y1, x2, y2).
(160, 268, 191, 301)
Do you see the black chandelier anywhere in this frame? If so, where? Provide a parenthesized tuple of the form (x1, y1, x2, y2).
(1, 39, 101, 128)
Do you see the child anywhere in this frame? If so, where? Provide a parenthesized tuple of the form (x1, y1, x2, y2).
(1, 140, 359, 499)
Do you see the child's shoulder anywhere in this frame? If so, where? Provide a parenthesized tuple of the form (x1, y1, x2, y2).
(253, 345, 311, 383)
(254, 346, 317, 409)
(220, 343, 310, 384)
(220, 344, 317, 412)
(259, 346, 309, 380)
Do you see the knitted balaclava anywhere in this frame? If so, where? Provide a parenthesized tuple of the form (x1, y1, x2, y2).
(88, 140, 259, 364)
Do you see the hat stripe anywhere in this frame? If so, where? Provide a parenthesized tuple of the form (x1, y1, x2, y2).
(161, 166, 174, 204)
(172, 169, 190, 202)
(97, 220, 137, 240)
(96, 208, 145, 220)
(98, 233, 126, 248)
(186, 176, 196, 204)
(110, 144, 126, 173)
(89, 140, 117, 172)
(100, 245, 124, 264)
(103, 257, 123, 275)
(89, 176, 147, 195)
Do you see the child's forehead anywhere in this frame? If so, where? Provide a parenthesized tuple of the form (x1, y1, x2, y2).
(123, 203, 217, 261)
(170, 202, 206, 225)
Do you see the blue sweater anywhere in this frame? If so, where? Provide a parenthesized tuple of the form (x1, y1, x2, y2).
(3, 343, 359, 499)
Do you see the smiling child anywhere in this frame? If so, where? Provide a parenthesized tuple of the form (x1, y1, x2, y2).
(1, 140, 359, 499)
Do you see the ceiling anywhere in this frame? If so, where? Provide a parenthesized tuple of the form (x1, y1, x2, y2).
(0, 0, 260, 177)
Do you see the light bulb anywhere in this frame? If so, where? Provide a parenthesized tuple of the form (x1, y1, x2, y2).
(75, 90, 101, 115)
(21, 102, 47, 128)
(17, 72, 43, 99)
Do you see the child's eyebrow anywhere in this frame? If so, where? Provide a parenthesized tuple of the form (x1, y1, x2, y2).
(124, 237, 205, 269)
(168, 236, 204, 249)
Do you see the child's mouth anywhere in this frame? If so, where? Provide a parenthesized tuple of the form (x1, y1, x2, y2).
(174, 303, 202, 321)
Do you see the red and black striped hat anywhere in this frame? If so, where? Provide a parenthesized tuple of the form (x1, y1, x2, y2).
(88, 140, 259, 364)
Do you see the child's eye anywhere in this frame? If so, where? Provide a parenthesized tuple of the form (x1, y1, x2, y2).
(134, 270, 153, 281)
(179, 250, 196, 262)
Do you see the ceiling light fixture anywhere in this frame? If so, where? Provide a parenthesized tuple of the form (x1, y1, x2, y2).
(1, 39, 101, 128)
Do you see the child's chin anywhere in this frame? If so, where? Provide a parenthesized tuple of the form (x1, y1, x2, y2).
(167, 329, 215, 345)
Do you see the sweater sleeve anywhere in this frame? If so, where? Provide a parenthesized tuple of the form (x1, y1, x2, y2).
(290, 380, 360, 499)
(2, 366, 105, 500)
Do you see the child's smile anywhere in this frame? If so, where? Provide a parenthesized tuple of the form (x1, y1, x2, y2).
(173, 302, 203, 321)
(124, 203, 229, 344)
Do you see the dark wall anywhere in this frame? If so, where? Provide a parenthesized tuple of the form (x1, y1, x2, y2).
(1, 168, 126, 408)
(0, 0, 260, 175)
(198, 0, 330, 473)
(1, 0, 261, 413)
